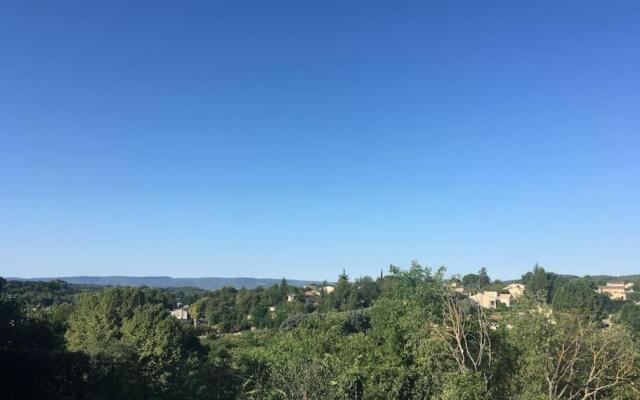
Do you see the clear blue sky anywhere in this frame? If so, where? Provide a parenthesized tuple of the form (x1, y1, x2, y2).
(1, 1, 639, 280)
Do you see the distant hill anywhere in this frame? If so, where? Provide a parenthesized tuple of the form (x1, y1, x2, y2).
(502, 274, 639, 284)
(584, 274, 640, 282)
(5, 276, 320, 290)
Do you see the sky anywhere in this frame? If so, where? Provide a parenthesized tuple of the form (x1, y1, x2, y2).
(1, 1, 639, 281)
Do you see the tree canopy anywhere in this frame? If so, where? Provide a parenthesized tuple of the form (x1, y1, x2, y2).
(2, 265, 640, 400)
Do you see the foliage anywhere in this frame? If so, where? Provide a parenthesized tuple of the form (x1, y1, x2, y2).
(552, 279, 606, 321)
(506, 310, 639, 399)
(617, 303, 640, 332)
(2, 265, 640, 400)
(462, 267, 491, 291)
(342, 309, 371, 334)
(3, 279, 100, 306)
(521, 264, 567, 303)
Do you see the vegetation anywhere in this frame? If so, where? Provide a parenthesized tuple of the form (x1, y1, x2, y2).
(1, 263, 640, 400)
(12, 276, 316, 290)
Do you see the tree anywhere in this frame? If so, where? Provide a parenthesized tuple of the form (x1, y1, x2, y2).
(462, 274, 480, 290)
(521, 264, 567, 303)
(435, 292, 492, 390)
(66, 289, 139, 357)
(64, 287, 210, 399)
(507, 308, 640, 399)
(552, 280, 606, 321)
(120, 303, 188, 395)
(478, 267, 491, 289)
(342, 309, 370, 334)
(201, 287, 237, 329)
(336, 269, 351, 304)
(353, 276, 381, 308)
(617, 303, 640, 332)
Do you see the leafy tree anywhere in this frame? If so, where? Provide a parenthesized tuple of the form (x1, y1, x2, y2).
(342, 309, 370, 334)
(521, 264, 567, 303)
(352, 276, 381, 308)
(334, 269, 352, 310)
(462, 273, 480, 289)
(617, 303, 640, 332)
(120, 303, 188, 395)
(3, 266, 640, 400)
(552, 279, 606, 321)
(506, 311, 639, 399)
(66, 288, 141, 357)
(478, 267, 491, 289)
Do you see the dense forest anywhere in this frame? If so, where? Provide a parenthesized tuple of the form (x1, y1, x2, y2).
(1, 263, 639, 399)
(8, 276, 316, 290)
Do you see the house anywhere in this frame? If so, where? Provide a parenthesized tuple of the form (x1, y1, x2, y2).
(450, 282, 465, 293)
(268, 306, 276, 312)
(170, 305, 190, 320)
(303, 289, 318, 298)
(287, 294, 297, 302)
(597, 281, 634, 301)
(504, 283, 526, 298)
(470, 291, 512, 309)
(320, 285, 335, 294)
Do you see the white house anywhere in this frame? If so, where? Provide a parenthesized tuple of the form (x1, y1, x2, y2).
(470, 291, 512, 309)
(170, 306, 190, 320)
(504, 283, 526, 298)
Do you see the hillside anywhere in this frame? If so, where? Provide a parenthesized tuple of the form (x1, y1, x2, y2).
(6, 276, 318, 290)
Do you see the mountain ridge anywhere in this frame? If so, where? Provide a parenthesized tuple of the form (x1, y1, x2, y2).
(5, 276, 320, 290)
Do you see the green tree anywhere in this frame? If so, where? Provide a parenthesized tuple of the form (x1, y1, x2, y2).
(478, 267, 491, 289)
(521, 264, 567, 303)
(552, 280, 605, 321)
(506, 310, 639, 399)
(66, 288, 142, 357)
(121, 303, 188, 395)
(335, 269, 352, 310)
(462, 273, 480, 290)
(617, 302, 640, 332)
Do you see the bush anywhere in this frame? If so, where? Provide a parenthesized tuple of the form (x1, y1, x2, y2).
(342, 309, 370, 334)
(280, 312, 309, 331)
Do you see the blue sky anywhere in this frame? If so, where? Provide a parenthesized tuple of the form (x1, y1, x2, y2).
(1, 1, 639, 280)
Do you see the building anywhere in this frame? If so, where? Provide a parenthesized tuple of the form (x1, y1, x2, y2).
(470, 291, 512, 309)
(303, 289, 318, 298)
(170, 305, 190, 320)
(597, 282, 634, 301)
(504, 283, 526, 298)
(450, 282, 465, 293)
(320, 285, 335, 294)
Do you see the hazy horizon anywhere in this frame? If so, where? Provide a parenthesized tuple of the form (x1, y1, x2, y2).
(5, 263, 638, 283)
(2, 1, 639, 280)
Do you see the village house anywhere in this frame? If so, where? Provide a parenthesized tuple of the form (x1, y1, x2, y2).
(597, 281, 634, 301)
(302, 284, 335, 299)
(320, 285, 335, 294)
(450, 282, 465, 293)
(504, 283, 526, 298)
(304, 289, 318, 298)
(170, 305, 190, 320)
(470, 291, 512, 309)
